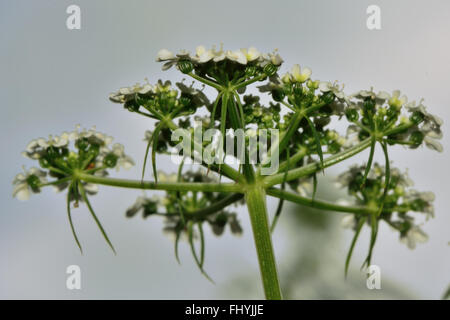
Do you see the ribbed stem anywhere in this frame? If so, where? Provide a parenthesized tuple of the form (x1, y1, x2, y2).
(245, 185, 282, 300)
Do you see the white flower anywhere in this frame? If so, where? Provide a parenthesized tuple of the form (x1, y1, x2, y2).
(109, 81, 155, 104)
(406, 100, 443, 152)
(352, 88, 390, 103)
(404, 189, 435, 219)
(22, 133, 70, 160)
(157, 171, 178, 183)
(289, 64, 312, 83)
(261, 51, 283, 66)
(388, 90, 408, 108)
(12, 167, 47, 201)
(226, 50, 247, 65)
(319, 81, 346, 100)
(193, 45, 215, 63)
(296, 177, 313, 197)
(240, 47, 260, 62)
(111, 143, 135, 170)
(400, 225, 428, 249)
(341, 214, 357, 229)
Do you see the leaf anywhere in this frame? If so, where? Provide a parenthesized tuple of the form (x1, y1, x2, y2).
(67, 182, 83, 254)
(305, 116, 324, 173)
(377, 141, 391, 216)
(361, 137, 376, 188)
(312, 172, 318, 203)
(188, 221, 214, 283)
(174, 229, 181, 265)
(209, 92, 223, 129)
(362, 212, 379, 269)
(233, 92, 246, 128)
(141, 131, 153, 182)
(345, 217, 365, 278)
(151, 122, 164, 184)
(270, 147, 289, 233)
(79, 183, 116, 254)
(176, 158, 186, 224)
(198, 222, 205, 267)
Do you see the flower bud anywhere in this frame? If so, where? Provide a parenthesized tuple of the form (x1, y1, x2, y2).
(104, 153, 118, 168)
(271, 89, 285, 102)
(345, 108, 359, 122)
(177, 60, 194, 74)
(26, 174, 41, 193)
(263, 63, 277, 76)
(245, 65, 257, 77)
(409, 131, 424, 146)
(409, 111, 424, 125)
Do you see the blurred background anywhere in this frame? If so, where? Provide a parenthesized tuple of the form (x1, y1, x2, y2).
(1, 0, 449, 299)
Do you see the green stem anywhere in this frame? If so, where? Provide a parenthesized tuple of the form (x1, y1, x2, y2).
(188, 72, 223, 91)
(264, 138, 372, 187)
(233, 73, 267, 90)
(245, 185, 282, 300)
(75, 172, 243, 193)
(267, 188, 374, 215)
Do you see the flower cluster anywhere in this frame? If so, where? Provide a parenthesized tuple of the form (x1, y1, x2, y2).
(15, 126, 134, 201)
(343, 89, 443, 152)
(157, 45, 283, 88)
(109, 79, 210, 120)
(337, 163, 435, 250)
(126, 170, 243, 267)
(127, 170, 242, 236)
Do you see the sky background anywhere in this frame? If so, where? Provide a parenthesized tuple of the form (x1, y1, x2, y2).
(0, 0, 449, 299)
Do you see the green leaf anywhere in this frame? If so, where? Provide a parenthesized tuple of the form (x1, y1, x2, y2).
(305, 116, 324, 172)
(198, 222, 205, 267)
(151, 122, 164, 184)
(361, 137, 376, 187)
(270, 147, 289, 233)
(377, 141, 391, 216)
(67, 182, 83, 254)
(175, 157, 186, 224)
(174, 229, 181, 265)
(209, 92, 223, 129)
(187, 221, 214, 283)
(345, 217, 365, 278)
(79, 183, 116, 254)
(312, 172, 318, 203)
(141, 131, 153, 182)
(362, 212, 379, 268)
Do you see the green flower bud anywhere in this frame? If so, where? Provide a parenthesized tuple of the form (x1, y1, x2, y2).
(271, 89, 285, 102)
(293, 83, 303, 96)
(177, 60, 194, 74)
(179, 95, 191, 107)
(46, 146, 59, 159)
(245, 65, 257, 77)
(124, 100, 140, 112)
(26, 174, 41, 193)
(363, 97, 376, 112)
(410, 111, 424, 125)
(409, 131, 424, 146)
(386, 106, 399, 119)
(321, 91, 334, 104)
(104, 153, 118, 168)
(345, 108, 359, 122)
(75, 138, 89, 151)
(263, 63, 277, 77)
(39, 157, 50, 168)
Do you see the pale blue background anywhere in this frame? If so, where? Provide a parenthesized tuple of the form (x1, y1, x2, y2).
(1, 0, 449, 299)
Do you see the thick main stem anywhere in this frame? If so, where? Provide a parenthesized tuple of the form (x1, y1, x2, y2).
(245, 185, 282, 300)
